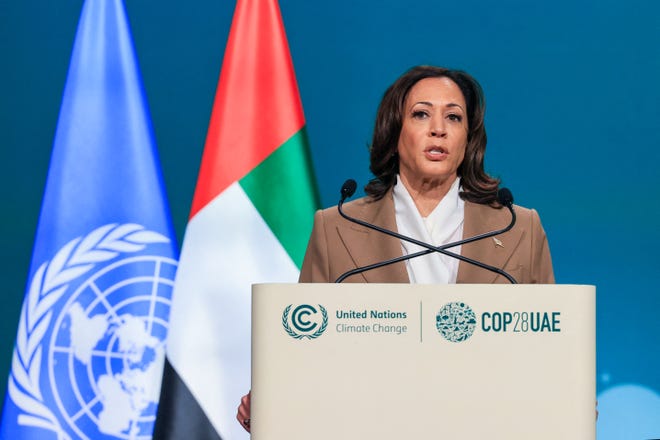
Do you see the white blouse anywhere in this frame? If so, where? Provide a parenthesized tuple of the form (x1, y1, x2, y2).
(392, 175, 465, 284)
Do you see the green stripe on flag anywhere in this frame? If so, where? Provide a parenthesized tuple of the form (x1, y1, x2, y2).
(240, 128, 320, 268)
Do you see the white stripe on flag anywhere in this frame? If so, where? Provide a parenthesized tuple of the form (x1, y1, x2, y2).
(167, 182, 299, 439)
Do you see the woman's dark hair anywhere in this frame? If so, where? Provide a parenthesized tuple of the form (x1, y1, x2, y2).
(365, 65, 500, 205)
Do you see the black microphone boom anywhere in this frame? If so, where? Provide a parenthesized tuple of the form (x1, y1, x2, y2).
(335, 179, 518, 284)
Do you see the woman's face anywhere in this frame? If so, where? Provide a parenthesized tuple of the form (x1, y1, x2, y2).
(397, 77, 468, 188)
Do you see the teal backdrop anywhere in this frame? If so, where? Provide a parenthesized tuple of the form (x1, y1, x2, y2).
(1, 0, 659, 437)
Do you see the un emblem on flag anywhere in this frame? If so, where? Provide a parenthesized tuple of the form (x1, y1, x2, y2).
(7, 224, 177, 439)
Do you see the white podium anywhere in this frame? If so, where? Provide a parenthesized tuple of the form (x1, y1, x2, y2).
(251, 284, 595, 440)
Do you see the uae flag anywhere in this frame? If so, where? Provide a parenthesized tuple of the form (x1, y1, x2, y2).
(153, 0, 319, 438)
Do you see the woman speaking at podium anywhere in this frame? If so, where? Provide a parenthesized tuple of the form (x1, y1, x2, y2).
(237, 65, 554, 431)
(299, 65, 554, 285)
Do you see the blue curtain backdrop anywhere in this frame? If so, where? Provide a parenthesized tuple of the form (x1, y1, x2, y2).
(1, 0, 658, 438)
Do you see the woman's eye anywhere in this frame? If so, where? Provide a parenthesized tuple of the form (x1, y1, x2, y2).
(447, 113, 463, 122)
(411, 110, 429, 119)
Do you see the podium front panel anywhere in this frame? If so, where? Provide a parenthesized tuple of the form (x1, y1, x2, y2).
(251, 284, 595, 440)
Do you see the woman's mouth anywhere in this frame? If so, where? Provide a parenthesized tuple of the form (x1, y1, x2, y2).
(424, 146, 448, 160)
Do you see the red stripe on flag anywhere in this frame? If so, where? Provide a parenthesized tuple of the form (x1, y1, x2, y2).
(190, 0, 305, 218)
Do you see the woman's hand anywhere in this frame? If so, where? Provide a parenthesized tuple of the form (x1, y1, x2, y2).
(236, 391, 251, 432)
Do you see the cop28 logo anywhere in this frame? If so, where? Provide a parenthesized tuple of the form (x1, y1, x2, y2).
(282, 304, 328, 339)
(436, 302, 477, 342)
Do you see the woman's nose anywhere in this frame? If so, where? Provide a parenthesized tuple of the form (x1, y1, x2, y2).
(430, 121, 446, 137)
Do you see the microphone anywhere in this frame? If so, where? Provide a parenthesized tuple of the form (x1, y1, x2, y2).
(341, 179, 358, 200)
(335, 180, 517, 284)
(498, 187, 513, 207)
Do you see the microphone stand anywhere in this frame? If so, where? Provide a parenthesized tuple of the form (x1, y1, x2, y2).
(334, 181, 517, 284)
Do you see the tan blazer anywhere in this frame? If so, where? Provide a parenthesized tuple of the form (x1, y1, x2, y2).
(299, 189, 554, 284)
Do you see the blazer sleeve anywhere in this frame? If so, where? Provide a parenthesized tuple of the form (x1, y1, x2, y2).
(529, 208, 555, 284)
(299, 210, 331, 283)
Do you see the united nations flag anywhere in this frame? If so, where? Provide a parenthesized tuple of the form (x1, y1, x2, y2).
(0, 1, 178, 439)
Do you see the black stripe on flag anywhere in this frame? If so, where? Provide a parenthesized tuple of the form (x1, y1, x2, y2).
(153, 357, 223, 440)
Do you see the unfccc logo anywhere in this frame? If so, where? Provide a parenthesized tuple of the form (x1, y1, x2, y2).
(436, 302, 477, 343)
(282, 304, 328, 339)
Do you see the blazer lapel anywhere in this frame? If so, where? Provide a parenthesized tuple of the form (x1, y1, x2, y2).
(456, 202, 524, 283)
(335, 192, 409, 283)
